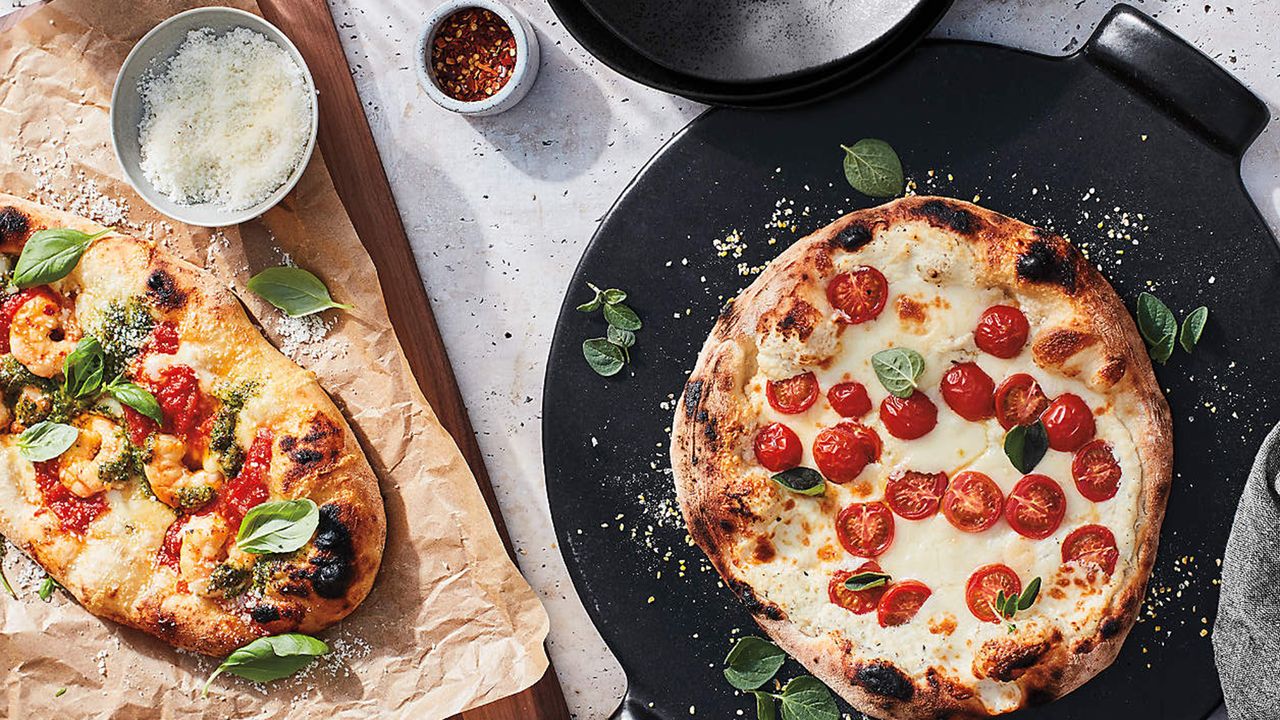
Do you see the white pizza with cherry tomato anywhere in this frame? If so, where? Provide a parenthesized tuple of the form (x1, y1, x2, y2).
(671, 197, 1171, 719)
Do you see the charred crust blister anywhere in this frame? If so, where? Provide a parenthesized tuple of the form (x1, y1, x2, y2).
(146, 268, 188, 310)
(307, 503, 356, 599)
(832, 223, 873, 252)
(280, 413, 342, 484)
(250, 604, 281, 624)
(1100, 617, 1123, 639)
(683, 380, 704, 419)
(0, 206, 29, 242)
(1017, 239, 1077, 291)
(854, 662, 915, 700)
(727, 578, 784, 620)
(918, 200, 976, 235)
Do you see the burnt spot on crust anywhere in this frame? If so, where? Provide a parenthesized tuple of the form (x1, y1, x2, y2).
(155, 611, 179, 637)
(831, 222, 873, 251)
(727, 578, 785, 621)
(854, 662, 915, 701)
(683, 380, 704, 419)
(702, 416, 719, 445)
(0, 206, 30, 244)
(146, 268, 187, 310)
(306, 503, 356, 599)
(1032, 328, 1097, 367)
(1100, 617, 1124, 639)
(250, 604, 281, 624)
(1017, 239, 1077, 291)
(1026, 687, 1058, 706)
(918, 200, 975, 235)
(279, 412, 343, 488)
(761, 299, 822, 343)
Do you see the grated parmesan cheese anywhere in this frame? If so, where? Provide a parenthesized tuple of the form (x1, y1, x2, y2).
(137, 27, 312, 210)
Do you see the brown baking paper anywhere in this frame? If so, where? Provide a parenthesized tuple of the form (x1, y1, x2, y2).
(0, 1, 550, 717)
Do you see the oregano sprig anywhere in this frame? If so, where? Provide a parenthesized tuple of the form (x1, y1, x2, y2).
(871, 348, 924, 398)
(841, 139, 905, 198)
(724, 636, 839, 720)
(1136, 292, 1209, 363)
(988, 577, 1042, 633)
(578, 282, 642, 377)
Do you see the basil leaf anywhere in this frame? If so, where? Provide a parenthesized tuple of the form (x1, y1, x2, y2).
(17, 421, 79, 462)
(842, 571, 891, 592)
(841, 139, 904, 199)
(754, 691, 778, 720)
(724, 636, 786, 691)
(771, 468, 825, 496)
(106, 380, 163, 424)
(37, 575, 59, 602)
(1136, 292, 1176, 364)
(583, 338, 624, 377)
(1003, 420, 1048, 473)
(202, 633, 329, 695)
(778, 675, 838, 720)
(236, 499, 320, 554)
(871, 348, 924, 398)
(601, 288, 627, 305)
(1180, 306, 1208, 353)
(63, 337, 105, 399)
(607, 325, 635, 349)
(12, 228, 110, 288)
(246, 267, 352, 318)
(1018, 577, 1042, 611)
(602, 302, 642, 332)
(0, 544, 15, 600)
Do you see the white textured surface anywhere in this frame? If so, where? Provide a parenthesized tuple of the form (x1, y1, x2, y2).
(323, 0, 1280, 716)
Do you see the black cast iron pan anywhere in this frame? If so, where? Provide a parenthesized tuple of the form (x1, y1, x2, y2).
(547, 0, 953, 108)
(544, 6, 1272, 719)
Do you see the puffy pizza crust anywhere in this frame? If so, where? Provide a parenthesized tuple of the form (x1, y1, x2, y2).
(0, 194, 386, 655)
(670, 197, 1172, 718)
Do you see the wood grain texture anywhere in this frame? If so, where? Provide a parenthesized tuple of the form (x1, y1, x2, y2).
(257, 2, 569, 718)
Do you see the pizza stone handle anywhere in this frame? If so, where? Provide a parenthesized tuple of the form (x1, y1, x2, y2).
(1081, 3, 1269, 156)
(608, 689, 664, 720)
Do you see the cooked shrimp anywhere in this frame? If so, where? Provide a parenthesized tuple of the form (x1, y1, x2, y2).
(9, 294, 79, 378)
(144, 433, 222, 509)
(0, 402, 10, 432)
(60, 414, 125, 498)
(178, 513, 233, 596)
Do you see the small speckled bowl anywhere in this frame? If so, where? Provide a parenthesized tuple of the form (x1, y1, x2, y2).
(110, 7, 318, 227)
(416, 0, 540, 116)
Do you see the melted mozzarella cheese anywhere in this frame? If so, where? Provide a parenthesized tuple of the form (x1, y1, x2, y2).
(734, 225, 1142, 712)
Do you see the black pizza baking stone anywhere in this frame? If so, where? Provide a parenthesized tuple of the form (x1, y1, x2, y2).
(577, 0, 941, 85)
(547, 0, 953, 108)
(543, 6, 1272, 720)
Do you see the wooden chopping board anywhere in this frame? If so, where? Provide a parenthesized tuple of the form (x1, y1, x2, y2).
(258, 2, 570, 719)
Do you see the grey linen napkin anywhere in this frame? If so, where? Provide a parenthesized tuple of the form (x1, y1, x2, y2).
(1213, 422, 1280, 719)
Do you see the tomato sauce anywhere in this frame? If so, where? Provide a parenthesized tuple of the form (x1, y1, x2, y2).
(220, 428, 273, 528)
(122, 405, 158, 446)
(156, 513, 190, 569)
(32, 460, 107, 536)
(151, 364, 206, 440)
(149, 322, 179, 354)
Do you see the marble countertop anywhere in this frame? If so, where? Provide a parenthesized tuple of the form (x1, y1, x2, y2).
(323, 0, 1280, 716)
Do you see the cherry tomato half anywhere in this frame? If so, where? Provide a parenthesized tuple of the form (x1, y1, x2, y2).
(879, 392, 938, 440)
(941, 471, 1004, 533)
(767, 372, 819, 414)
(827, 381, 872, 418)
(813, 425, 871, 484)
(829, 561, 888, 615)
(885, 470, 948, 520)
(836, 502, 895, 558)
(753, 422, 802, 472)
(1041, 393, 1096, 452)
(994, 373, 1050, 430)
(940, 362, 995, 421)
(1062, 524, 1119, 575)
(975, 305, 1030, 359)
(827, 266, 888, 324)
(877, 580, 931, 627)
(1072, 440, 1122, 502)
(841, 421, 882, 463)
(1005, 474, 1067, 540)
(965, 563, 1022, 623)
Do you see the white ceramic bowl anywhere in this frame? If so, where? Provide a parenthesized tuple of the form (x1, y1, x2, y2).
(415, 0, 540, 116)
(110, 7, 318, 227)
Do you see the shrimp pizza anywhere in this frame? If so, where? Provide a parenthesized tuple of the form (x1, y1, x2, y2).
(0, 194, 385, 655)
(671, 196, 1171, 718)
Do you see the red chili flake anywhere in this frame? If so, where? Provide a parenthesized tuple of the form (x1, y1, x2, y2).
(430, 8, 517, 102)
